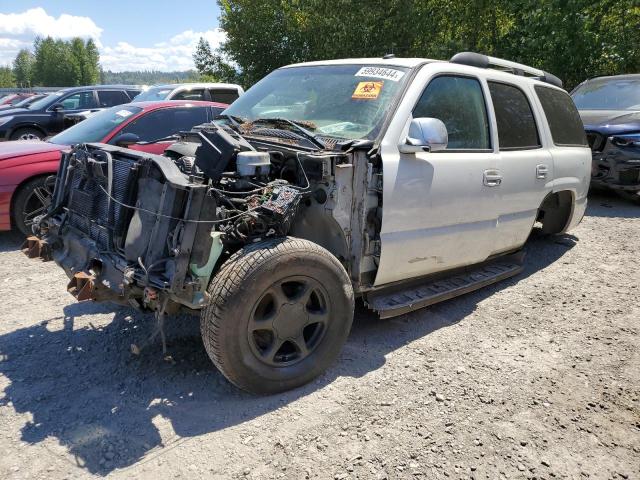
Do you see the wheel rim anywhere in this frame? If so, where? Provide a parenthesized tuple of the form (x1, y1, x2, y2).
(248, 276, 330, 367)
(18, 132, 40, 141)
(22, 183, 53, 229)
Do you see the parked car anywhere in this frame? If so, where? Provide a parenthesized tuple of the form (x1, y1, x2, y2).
(0, 85, 142, 141)
(0, 100, 226, 235)
(29, 53, 590, 394)
(0, 93, 36, 106)
(0, 94, 47, 111)
(134, 82, 244, 104)
(572, 74, 640, 203)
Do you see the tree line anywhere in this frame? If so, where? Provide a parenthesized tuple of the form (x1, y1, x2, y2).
(194, 0, 640, 90)
(0, 37, 100, 88)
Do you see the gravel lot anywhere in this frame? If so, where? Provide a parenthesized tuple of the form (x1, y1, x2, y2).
(0, 191, 638, 480)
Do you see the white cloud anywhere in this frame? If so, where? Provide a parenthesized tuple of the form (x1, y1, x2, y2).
(100, 29, 226, 72)
(0, 7, 225, 71)
(0, 8, 102, 40)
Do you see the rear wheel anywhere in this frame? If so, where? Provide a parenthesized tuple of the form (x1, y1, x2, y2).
(10, 127, 44, 141)
(200, 237, 354, 394)
(12, 176, 54, 236)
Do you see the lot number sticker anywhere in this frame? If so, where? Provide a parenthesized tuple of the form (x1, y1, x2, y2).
(352, 81, 384, 100)
(355, 66, 405, 82)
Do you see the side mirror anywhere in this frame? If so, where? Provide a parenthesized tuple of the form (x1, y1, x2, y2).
(399, 117, 448, 154)
(51, 104, 64, 112)
(114, 132, 140, 148)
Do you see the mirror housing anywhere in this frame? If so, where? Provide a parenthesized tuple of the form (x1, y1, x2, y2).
(114, 132, 140, 148)
(51, 104, 64, 112)
(399, 117, 448, 154)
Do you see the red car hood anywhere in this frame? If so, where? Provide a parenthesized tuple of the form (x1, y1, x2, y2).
(0, 140, 66, 161)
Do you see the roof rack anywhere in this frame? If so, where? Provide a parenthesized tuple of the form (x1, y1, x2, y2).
(449, 52, 563, 88)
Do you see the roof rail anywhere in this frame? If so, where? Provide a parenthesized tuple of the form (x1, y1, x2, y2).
(450, 52, 563, 88)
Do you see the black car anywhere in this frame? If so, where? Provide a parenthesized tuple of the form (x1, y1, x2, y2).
(0, 85, 142, 141)
(572, 74, 640, 203)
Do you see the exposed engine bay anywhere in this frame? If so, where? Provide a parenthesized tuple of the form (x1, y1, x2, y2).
(34, 122, 382, 312)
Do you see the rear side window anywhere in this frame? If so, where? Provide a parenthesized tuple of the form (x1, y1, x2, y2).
(535, 86, 587, 146)
(414, 75, 491, 150)
(172, 89, 206, 101)
(97, 90, 130, 107)
(209, 89, 239, 104)
(127, 90, 141, 100)
(488, 82, 540, 150)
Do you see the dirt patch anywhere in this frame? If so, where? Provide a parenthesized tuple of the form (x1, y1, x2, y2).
(0, 192, 638, 479)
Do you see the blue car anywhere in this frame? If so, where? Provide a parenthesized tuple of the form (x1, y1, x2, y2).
(572, 74, 640, 203)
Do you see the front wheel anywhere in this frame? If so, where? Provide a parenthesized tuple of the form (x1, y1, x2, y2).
(12, 176, 55, 235)
(200, 237, 354, 394)
(10, 127, 44, 141)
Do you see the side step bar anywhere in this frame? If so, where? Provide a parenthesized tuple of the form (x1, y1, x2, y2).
(364, 252, 524, 319)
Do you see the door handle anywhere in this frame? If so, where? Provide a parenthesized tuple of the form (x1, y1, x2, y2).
(536, 164, 549, 179)
(483, 169, 502, 187)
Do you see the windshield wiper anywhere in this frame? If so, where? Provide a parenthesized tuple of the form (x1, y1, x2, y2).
(217, 113, 246, 128)
(250, 117, 326, 149)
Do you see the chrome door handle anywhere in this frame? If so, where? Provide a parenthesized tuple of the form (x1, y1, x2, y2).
(483, 169, 503, 187)
(536, 164, 549, 179)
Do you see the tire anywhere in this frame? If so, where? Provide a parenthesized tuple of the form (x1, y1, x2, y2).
(10, 127, 44, 141)
(616, 190, 640, 205)
(200, 237, 354, 394)
(12, 176, 55, 236)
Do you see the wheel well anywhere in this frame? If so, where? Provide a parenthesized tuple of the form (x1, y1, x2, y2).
(9, 124, 47, 138)
(9, 173, 53, 227)
(537, 190, 574, 234)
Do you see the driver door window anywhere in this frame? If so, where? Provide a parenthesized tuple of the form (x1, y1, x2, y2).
(413, 75, 491, 150)
(118, 107, 209, 142)
(59, 91, 98, 111)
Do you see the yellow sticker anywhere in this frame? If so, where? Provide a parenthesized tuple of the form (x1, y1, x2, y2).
(352, 81, 383, 100)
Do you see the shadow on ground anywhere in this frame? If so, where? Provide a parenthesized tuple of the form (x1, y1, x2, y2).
(586, 190, 640, 219)
(0, 229, 576, 475)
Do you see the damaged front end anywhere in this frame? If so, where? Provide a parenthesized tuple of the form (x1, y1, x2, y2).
(588, 131, 640, 195)
(35, 142, 222, 311)
(30, 119, 377, 314)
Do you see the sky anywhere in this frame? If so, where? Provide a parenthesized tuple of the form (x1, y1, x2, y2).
(0, 1, 224, 71)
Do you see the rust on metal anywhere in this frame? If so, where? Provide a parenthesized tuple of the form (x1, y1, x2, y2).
(21, 236, 52, 261)
(67, 272, 96, 301)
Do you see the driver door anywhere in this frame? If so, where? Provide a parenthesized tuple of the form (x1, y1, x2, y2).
(375, 73, 502, 286)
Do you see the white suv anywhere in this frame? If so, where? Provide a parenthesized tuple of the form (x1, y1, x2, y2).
(134, 82, 244, 104)
(30, 52, 591, 394)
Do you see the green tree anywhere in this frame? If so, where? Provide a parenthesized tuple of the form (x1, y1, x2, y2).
(193, 36, 239, 83)
(32, 36, 101, 86)
(13, 49, 35, 87)
(83, 39, 101, 84)
(0, 66, 15, 87)
(217, 0, 640, 90)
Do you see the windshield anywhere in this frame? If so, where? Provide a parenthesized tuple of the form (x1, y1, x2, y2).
(49, 105, 142, 145)
(27, 92, 64, 110)
(572, 78, 640, 111)
(223, 64, 411, 140)
(134, 87, 173, 102)
(14, 96, 39, 107)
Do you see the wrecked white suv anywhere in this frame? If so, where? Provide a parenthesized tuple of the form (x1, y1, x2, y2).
(27, 52, 590, 394)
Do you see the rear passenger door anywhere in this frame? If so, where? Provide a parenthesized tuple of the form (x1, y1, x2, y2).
(97, 90, 130, 109)
(487, 81, 554, 252)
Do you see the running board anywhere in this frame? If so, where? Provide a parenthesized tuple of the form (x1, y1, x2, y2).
(364, 253, 524, 319)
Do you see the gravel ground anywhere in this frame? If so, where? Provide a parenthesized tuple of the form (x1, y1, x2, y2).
(0, 191, 638, 480)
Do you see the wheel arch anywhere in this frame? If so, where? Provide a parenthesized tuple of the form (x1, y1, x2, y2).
(9, 172, 55, 228)
(536, 189, 575, 234)
(8, 123, 48, 139)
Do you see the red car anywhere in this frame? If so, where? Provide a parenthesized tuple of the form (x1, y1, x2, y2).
(0, 100, 226, 235)
(0, 93, 35, 106)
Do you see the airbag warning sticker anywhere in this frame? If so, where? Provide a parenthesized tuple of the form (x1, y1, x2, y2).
(355, 66, 405, 81)
(352, 81, 383, 99)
